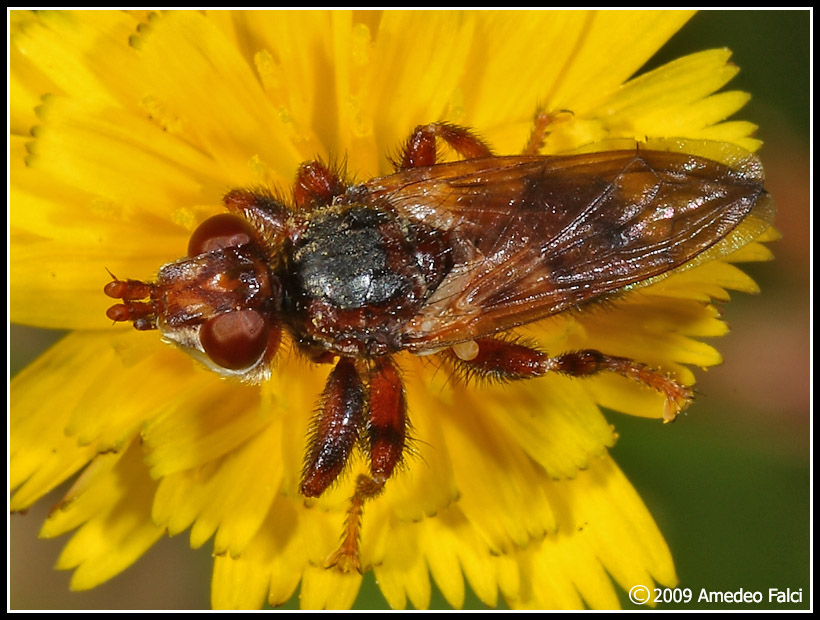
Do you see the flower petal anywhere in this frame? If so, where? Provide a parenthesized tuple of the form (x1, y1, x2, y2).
(10, 10, 775, 611)
(131, 11, 304, 186)
(45, 442, 165, 591)
(359, 11, 477, 159)
(545, 11, 695, 112)
(510, 453, 676, 609)
(141, 378, 267, 477)
(11, 11, 146, 110)
(211, 493, 303, 609)
(153, 419, 284, 556)
(12, 332, 122, 509)
(300, 565, 363, 610)
(10, 95, 225, 328)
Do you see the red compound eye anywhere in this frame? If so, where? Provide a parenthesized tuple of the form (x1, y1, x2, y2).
(188, 213, 257, 256)
(200, 310, 271, 370)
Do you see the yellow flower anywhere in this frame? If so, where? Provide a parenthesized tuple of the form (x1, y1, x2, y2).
(11, 10, 775, 610)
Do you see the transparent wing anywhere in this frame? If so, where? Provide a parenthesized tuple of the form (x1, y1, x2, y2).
(361, 147, 774, 352)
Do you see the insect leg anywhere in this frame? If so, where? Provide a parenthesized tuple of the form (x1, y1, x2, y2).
(223, 188, 289, 244)
(326, 356, 408, 573)
(366, 356, 407, 485)
(292, 160, 348, 210)
(446, 337, 692, 423)
(399, 122, 494, 169)
(545, 349, 693, 422)
(301, 357, 365, 498)
(521, 109, 575, 155)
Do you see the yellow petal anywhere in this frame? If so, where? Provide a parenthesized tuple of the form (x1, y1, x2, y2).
(373, 523, 431, 609)
(154, 419, 283, 556)
(141, 378, 268, 477)
(11, 11, 145, 108)
(49, 442, 165, 591)
(547, 11, 695, 112)
(10, 10, 775, 610)
(131, 11, 304, 186)
(360, 11, 478, 165)
(11, 332, 116, 509)
(511, 453, 676, 609)
(211, 493, 304, 609)
(299, 565, 363, 610)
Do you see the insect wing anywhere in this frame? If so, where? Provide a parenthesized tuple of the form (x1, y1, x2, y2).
(363, 148, 774, 351)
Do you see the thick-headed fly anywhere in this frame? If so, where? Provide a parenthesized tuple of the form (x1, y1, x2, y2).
(105, 119, 774, 571)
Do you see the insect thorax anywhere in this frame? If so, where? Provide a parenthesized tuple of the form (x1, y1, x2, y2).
(285, 204, 450, 357)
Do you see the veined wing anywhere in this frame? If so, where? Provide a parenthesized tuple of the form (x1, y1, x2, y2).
(361, 147, 774, 352)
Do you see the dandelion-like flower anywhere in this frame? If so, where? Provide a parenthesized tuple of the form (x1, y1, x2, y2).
(11, 10, 775, 609)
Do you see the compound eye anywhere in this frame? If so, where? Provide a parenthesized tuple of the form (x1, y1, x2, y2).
(200, 310, 272, 370)
(188, 213, 257, 256)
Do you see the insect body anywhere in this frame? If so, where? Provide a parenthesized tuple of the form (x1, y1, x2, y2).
(105, 121, 774, 572)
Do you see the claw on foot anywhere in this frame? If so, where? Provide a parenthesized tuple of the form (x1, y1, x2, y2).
(324, 474, 386, 574)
